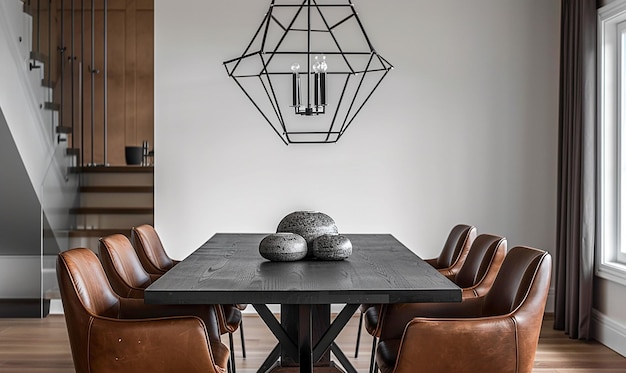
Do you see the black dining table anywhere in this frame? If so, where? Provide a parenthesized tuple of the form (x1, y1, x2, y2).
(144, 233, 461, 373)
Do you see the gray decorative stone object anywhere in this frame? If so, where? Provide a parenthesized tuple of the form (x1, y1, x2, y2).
(276, 211, 339, 256)
(259, 233, 308, 262)
(311, 234, 352, 261)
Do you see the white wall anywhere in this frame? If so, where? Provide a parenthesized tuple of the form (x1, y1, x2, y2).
(154, 0, 560, 267)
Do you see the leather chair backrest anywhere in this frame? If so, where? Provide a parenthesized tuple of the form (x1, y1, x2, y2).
(483, 246, 551, 317)
(99, 234, 152, 298)
(484, 246, 552, 373)
(57, 248, 121, 373)
(131, 224, 176, 275)
(454, 234, 506, 288)
(436, 224, 476, 269)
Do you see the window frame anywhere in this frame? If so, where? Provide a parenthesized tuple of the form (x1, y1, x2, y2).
(597, 0, 626, 285)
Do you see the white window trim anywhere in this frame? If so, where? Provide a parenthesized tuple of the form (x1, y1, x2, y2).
(597, 0, 626, 285)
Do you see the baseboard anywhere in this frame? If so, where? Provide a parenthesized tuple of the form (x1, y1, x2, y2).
(49, 299, 64, 315)
(0, 299, 50, 318)
(592, 309, 626, 357)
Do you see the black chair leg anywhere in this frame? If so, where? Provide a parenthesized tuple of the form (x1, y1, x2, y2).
(355, 311, 363, 358)
(229, 332, 236, 373)
(239, 318, 246, 358)
(368, 335, 377, 373)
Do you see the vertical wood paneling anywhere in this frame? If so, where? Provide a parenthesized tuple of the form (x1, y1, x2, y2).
(135, 8, 154, 151)
(106, 8, 126, 165)
(124, 0, 137, 154)
(57, 0, 153, 165)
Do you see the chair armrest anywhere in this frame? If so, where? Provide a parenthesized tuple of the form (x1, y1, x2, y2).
(88, 316, 228, 373)
(117, 298, 222, 342)
(391, 316, 518, 373)
(437, 268, 456, 280)
(378, 297, 484, 341)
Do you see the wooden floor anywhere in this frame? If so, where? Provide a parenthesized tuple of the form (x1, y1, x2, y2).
(0, 313, 625, 372)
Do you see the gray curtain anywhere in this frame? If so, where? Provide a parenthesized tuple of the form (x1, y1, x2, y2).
(554, 0, 596, 340)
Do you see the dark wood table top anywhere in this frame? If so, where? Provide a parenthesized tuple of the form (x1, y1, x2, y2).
(145, 233, 461, 305)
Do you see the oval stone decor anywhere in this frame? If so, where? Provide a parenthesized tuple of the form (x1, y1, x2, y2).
(311, 234, 352, 261)
(276, 211, 338, 256)
(259, 232, 308, 262)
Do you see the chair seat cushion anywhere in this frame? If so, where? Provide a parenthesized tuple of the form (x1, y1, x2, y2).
(221, 304, 243, 334)
(364, 304, 381, 336)
(210, 339, 231, 371)
(376, 338, 401, 373)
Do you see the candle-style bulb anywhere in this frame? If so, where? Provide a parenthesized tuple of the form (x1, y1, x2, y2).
(291, 63, 300, 72)
(320, 55, 327, 72)
(312, 56, 321, 73)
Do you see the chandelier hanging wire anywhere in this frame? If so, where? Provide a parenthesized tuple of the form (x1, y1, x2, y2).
(223, 0, 393, 144)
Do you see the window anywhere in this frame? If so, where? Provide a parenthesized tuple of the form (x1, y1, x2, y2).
(598, 0, 626, 284)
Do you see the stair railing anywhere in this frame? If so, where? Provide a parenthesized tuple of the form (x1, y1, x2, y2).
(28, 0, 110, 167)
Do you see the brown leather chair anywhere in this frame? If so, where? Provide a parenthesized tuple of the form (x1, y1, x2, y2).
(355, 224, 477, 365)
(360, 233, 505, 373)
(130, 224, 179, 277)
(99, 234, 158, 298)
(99, 233, 243, 372)
(424, 224, 478, 277)
(57, 248, 229, 373)
(131, 225, 248, 362)
(450, 233, 506, 299)
(376, 246, 552, 373)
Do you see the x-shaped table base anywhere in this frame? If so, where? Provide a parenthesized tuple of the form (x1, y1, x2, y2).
(253, 303, 360, 373)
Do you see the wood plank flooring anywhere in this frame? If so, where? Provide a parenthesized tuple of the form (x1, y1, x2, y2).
(0, 314, 625, 372)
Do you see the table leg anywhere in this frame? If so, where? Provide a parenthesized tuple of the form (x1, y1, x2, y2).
(299, 305, 313, 373)
(252, 303, 360, 373)
(253, 304, 298, 359)
(330, 343, 358, 373)
(257, 344, 281, 373)
(312, 304, 359, 362)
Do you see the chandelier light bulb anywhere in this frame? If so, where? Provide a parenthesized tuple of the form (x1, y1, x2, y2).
(312, 56, 321, 74)
(291, 63, 301, 72)
(320, 55, 328, 72)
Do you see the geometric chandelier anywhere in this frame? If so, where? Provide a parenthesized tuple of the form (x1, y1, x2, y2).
(223, 0, 393, 144)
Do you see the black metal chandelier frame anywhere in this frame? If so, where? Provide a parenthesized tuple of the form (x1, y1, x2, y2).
(223, 0, 393, 144)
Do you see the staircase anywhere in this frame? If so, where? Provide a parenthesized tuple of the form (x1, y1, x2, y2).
(0, 0, 156, 316)
(69, 166, 154, 250)
(20, 0, 157, 249)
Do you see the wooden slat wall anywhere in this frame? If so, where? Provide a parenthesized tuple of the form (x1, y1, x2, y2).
(59, 0, 154, 165)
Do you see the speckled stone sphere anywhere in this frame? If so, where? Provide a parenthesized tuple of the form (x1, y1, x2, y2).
(259, 233, 308, 262)
(276, 211, 339, 256)
(311, 234, 352, 261)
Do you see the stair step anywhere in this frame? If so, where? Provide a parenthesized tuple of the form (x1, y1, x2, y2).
(80, 192, 153, 208)
(44, 102, 60, 111)
(56, 126, 72, 134)
(42, 78, 56, 88)
(70, 207, 154, 214)
(70, 166, 154, 174)
(80, 186, 153, 193)
(23, 3, 33, 16)
(68, 228, 132, 238)
(29, 51, 48, 64)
